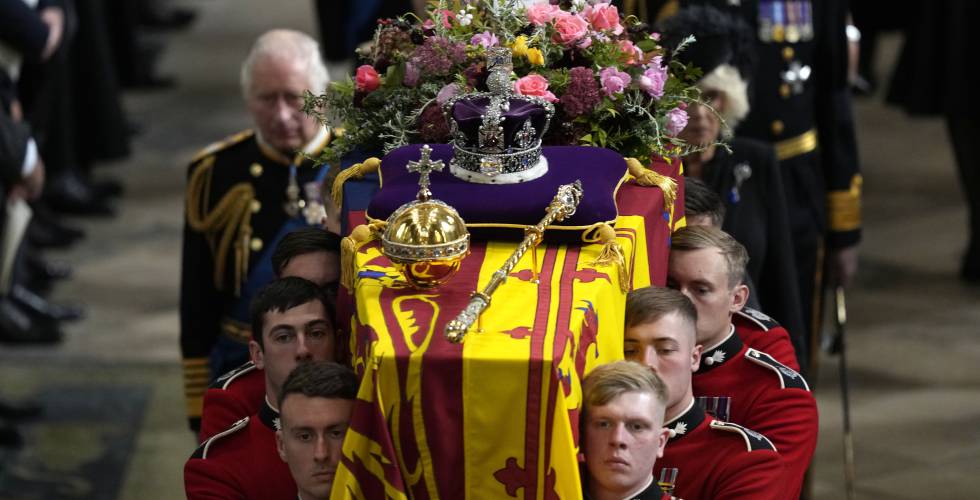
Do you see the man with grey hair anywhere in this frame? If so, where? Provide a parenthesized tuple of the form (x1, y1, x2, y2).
(180, 29, 337, 433)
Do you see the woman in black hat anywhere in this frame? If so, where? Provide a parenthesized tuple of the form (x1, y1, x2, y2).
(661, 5, 807, 368)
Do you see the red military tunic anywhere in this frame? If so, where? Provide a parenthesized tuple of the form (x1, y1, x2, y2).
(199, 361, 266, 442)
(693, 330, 818, 499)
(184, 400, 296, 500)
(734, 307, 800, 371)
(658, 401, 784, 500)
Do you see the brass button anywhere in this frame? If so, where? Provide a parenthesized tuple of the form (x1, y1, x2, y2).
(249, 238, 263, 252)
(782, 46, 794, 61)
(249, 163, 263, 177)
(771, 120, 785, 136)
(779, 83, 791, 98)
(250, 200, 261, 213)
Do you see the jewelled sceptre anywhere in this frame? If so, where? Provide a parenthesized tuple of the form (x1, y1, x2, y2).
(444, 180, 583, 343)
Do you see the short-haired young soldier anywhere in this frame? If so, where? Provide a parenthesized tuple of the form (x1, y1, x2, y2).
(624, 286, 785, 500)
(185, 277, 336, 499)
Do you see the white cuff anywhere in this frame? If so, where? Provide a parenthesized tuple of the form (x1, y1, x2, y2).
(21, 138, 38, 177)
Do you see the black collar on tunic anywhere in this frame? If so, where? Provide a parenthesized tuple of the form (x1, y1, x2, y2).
(259, 397, 280, 431)
(663, 399, 706, 443)
(696, 325, 743, 374)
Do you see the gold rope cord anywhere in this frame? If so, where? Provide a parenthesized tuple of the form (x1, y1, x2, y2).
(186, 156, 257, 292)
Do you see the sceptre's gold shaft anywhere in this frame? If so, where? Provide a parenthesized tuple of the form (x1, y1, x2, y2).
(444, 181, 583, 343)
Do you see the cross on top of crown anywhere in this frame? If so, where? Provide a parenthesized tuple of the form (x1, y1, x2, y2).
(407, 144, 445, 201)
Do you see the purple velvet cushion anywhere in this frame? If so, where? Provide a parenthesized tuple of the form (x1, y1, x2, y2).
(366, 144, 628, 242)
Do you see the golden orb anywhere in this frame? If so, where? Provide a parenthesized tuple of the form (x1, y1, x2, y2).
(381, 199, 470, 289)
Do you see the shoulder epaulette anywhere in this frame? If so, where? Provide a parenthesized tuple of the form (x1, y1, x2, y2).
(190, 129, 254, 164)
(710, 420, 777, 452)
(209, 361, 257, 390)
(736, 307, 780, 331)
(191, 416, 249, 459)
(745, 348, 810, 391)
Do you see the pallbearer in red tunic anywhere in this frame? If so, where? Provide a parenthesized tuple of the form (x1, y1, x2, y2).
(624, 287, 784, 499)
(580, 361, 674, 500)
(198, 228, 342, 442)
(185, 278, 336, 499)
(668, 226, 818, 498)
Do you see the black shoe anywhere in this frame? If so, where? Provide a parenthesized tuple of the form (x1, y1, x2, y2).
(123, 73, 177, 91)
(11, 284, 85, 323)
(92, 178, 124, 198)
(0, 424, 24, 449)
(139, 7, 197, 30)
(30, 203, 87, 240)
(45, 173, 116, 217)
(25, 254, 72, 282)
(0, 298, 63, 344)
(0, 399, 43, 420)
(26, 219, 82, 249)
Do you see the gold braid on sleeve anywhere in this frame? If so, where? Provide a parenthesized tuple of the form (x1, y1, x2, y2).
(185, 156, 257, 294)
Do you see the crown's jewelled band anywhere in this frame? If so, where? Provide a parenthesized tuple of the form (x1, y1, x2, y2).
(450, 141, 544, 176)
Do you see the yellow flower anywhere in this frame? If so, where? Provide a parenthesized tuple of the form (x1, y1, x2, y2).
(511, 36, 529, 57)
(526, 48, 545, 66)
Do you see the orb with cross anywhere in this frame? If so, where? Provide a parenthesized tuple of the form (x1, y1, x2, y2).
(381, 145, 471, 289)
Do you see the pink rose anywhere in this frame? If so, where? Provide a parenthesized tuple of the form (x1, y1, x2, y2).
(665, 105, 689, 136)
(355, 65, 380, 93)
(599, 67, 631, 98)
(551, 12, 589, 46)
(514, 74, 558, 103)
(526, 3, 560, 26)
(618, 40, 642, 65)
(438, 9, 455, 29)
(583, 2, 623, 35)
(638, 57, 667, 99)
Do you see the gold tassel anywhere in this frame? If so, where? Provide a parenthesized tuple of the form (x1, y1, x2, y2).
(330, 157, 382, 210)
(585, 223, 630, 294)
(340, 221, 386, 292)
(625, 157, 677, 208)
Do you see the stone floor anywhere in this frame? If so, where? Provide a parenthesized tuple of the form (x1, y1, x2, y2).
(1, 2, 978, 499)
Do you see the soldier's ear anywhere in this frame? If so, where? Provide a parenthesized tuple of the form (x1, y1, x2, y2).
(276, 429, 288, 462)
(656, 426, 670, 458)
(249, 340, 265, 369)
(730, 283, 749, 313)
(690, 343, 703, 371)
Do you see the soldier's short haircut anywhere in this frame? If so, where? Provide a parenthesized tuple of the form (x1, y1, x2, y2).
(683, 177, 725, 228)
(249, 277, 330, 349)
(625, 286, 698, 332)
(670, 225, 749, 288)
(582, 361, 669, 420)
(278, 361, 358, 413)
(240, 29, 330, 99)
(271, 228, 342, 277)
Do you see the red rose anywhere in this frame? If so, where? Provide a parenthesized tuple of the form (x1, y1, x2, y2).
(355, 65, 381, 93)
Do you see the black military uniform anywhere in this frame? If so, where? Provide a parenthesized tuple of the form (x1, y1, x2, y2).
(701, 137, 806, 358)
(646, 0, 861, 373)
(181, 126, 333, 431)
